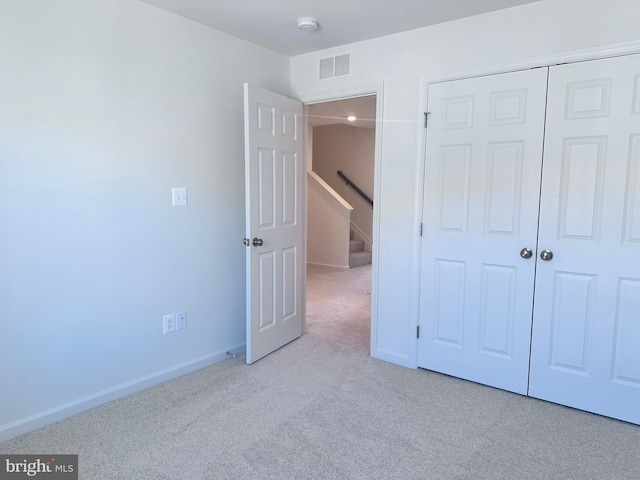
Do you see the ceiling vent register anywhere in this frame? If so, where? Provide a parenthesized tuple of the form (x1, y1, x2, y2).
(319, 53, 351, 80)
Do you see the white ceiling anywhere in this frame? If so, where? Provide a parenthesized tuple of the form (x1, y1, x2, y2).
(138, 0, 541, 56)
(307, 96, 377, 130)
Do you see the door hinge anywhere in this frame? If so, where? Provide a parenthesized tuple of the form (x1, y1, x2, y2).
(419, 223, 423, 237)
(424, 112, 430, 128)
(416, 325, 420, 339)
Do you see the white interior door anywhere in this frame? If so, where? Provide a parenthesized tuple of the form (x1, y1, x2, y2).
(529, 54, 640, 424)
(418, 68, 548, 394)
(244, 83, 304, 364)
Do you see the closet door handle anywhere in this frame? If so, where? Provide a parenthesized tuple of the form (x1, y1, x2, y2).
(520, 248, 533, 259)
(540, 250, 553, 261)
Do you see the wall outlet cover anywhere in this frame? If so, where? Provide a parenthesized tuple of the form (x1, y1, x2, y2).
(172, 187, 187, 207)
(163, 313, 176, 334)
(176, 310, 187, 330)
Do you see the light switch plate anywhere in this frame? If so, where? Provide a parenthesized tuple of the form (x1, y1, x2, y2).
(172, 187, 187, 207)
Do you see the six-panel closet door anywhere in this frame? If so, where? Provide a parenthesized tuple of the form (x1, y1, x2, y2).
(419, 53, 640, 425)
(528, 54, 640, 425)
(418, 67, 549, 395)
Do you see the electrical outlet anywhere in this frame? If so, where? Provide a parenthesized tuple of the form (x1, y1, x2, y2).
(176, 310, 187, 330)
(172, 187, 187, 207)
(163, 313, 176, 334)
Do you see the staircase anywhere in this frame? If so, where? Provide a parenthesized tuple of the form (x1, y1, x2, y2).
(349, 239, 372, 268)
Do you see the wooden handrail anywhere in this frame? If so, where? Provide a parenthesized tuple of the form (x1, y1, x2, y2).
(337, 171, 373, 208)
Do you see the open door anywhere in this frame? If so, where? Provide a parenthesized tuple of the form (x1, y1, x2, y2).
(244, 84, 305, 364)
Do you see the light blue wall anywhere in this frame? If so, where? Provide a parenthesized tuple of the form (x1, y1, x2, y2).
(0, 0, 290, 441)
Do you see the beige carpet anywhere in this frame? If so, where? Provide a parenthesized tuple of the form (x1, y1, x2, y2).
(1, 264, 639, 479)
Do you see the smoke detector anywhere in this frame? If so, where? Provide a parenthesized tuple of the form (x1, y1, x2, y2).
(297, 17, 318, 32)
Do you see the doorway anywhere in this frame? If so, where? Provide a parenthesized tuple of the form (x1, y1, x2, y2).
(304, 94, 378, 351)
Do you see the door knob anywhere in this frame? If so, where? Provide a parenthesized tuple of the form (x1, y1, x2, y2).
(540, 249, 553, 261)
(252, 238, 263, 247)
(520, 248, 533, 259)
(243, 238, 251, 247)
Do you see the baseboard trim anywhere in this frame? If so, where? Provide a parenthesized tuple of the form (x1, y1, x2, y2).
(307, 261, 350, 270)
(0, 343, 246, 444)
(371, 348, 417, 369)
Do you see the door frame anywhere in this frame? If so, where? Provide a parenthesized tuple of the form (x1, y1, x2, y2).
(415, 39, 640, 367)
(297, 82, 384, 358)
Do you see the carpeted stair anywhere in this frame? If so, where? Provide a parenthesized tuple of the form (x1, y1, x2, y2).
(349, 239, 372, 268)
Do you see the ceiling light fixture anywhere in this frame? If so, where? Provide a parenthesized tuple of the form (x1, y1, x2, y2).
(347, 115, 357, 122)
(297, 17, 318, 32)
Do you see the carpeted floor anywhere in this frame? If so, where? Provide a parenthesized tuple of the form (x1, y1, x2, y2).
(1, 264, 639, 479)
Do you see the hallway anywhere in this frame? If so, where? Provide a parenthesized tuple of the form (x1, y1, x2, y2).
(306, 265, 372, 356)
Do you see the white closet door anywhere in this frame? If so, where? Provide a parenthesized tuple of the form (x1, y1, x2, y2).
(529, 54, 640, 424)
(418, 68, 548, 394)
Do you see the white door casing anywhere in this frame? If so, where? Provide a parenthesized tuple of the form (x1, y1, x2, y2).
(244, 84, 304, 364)
(418, 68, 549, 394)
(528, 54, 640, 424)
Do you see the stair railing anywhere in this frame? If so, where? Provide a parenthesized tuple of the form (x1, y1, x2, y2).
(337, 171, 373, 208)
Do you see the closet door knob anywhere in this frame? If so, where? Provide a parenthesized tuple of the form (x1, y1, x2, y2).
(520, 248, 533, 259)
(252, 238, 264, 247)
(540, 250, 553, 261)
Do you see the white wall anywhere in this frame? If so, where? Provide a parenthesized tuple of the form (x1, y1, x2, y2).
(313, 124, 374, 245)
(0, 0, 290, 441)
(307, 172, 352, 269)
(290, 0, 640, 367)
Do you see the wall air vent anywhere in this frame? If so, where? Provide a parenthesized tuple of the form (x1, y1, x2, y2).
(319, 57, 334, 80)
(318, 53, 351, 80)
